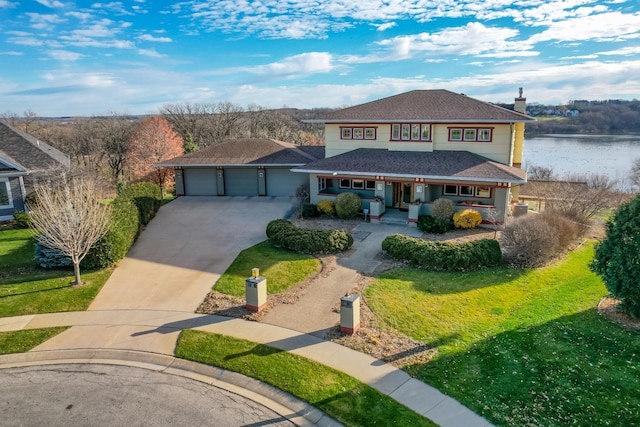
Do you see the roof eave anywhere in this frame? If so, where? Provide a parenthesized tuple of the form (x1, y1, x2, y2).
(292, 168, 526, 184)
(155, 163, 308, 168)
(304, 118, 535, 124)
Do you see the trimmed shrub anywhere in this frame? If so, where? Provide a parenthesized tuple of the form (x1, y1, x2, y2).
(453, 209, 483, 229)
(12, 210, 32, 228)
(34, 243, 72, 268)
(417, 215, 452, 234)
(266, 219, 353, 254)
(119, 182, 162, 226)
(431, 198, 455, 223)
(335, 192, 361, 219)
(317, 199, 336, 216)
(591, 194, 640, 318)
(301, 204, 319, 218)
(382, 234, 502, 271)
(82, 197, 139, 269)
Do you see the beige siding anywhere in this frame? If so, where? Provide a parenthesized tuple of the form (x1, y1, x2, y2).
(432, 124, 514, 164)
(325, 123, 514, 164)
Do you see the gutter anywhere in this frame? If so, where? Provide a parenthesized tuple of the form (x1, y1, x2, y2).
(155, 163, 308, 168)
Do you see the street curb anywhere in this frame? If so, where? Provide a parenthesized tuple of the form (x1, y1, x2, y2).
(0, 349, 342, 427)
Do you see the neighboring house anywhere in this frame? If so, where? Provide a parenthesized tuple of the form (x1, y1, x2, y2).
(0, 121, 70, 221)
(519, 179, 588, 212)
(295, 89, 534, 224)
(158, 138, 325, 197)
(160, 89, 534, 225)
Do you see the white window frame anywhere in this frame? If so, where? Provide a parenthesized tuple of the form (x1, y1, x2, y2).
(401, 124, 411, 140)
(478, 128, 492, 142)
(421, 124, 431, 141)
(443, 185, 458, 195)
(353, 128, 364, 139)
(365, 180, 376, 190)
(391, 124, 401, 140)
(352, 179, 365, 190)
(364, 128, 376, 140)
(449, 128, 463, 141)
(475, 186, 491, 198)
(459, 185, 474, 196)
(339, 179, 351, 189)
(318, 177, 327, 192)
(341, 128, 352, 139)
(0, 178, 13, 208)
(463, 129, 477, 141)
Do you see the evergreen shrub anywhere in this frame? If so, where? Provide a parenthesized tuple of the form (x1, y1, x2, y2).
(317, 199, 336, 216)
(266, 219, 353, 254)
(12, 210, 32, 228)
(119, 182, 162, 225)
(417, 215, 453, 234)
(335, 192, 361, 219)
(301, 204, 319, 218)
(382, 234, 502, 271)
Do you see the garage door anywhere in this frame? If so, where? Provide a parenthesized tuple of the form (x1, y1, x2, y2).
(225, 168, 259, 196)
(184, 168, 217, 196)
(266, 168, 307, 196)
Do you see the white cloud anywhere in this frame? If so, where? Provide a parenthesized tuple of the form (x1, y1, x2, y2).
(35, 0, 65, 8)
(0, 0, 17, 8)
(0, 51, 24, 55)
(599, 46, 640, 56)
(66, 11, 92, 21)
(529, 12, 640, 43)
(25, 12, 65, 30)
(138, 48, 166, 58)
(7, 36, 45, 46)
(377, 23, 536, 60)
(138, 34, 172, 42)
(90, 2, 134, 16)
(249, 52, 335, 77)
(375, 22, 396, 31)
(48, 49, 83, 61)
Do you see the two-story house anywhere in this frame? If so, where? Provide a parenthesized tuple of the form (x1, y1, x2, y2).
(161, 89, 533, 225)
(294, 89, 533, 224)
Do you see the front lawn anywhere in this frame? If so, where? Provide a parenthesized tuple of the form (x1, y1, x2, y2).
(365, 242, 640, 425)
(176, 330, 434, 427)
(214, 241, 321, 296)
(0, 228, 35, 270)
(0, 328, 69, 354)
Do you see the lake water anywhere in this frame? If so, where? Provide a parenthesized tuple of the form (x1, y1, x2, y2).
(523, 134, 640, 182)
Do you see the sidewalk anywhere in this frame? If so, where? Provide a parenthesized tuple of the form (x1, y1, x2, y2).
(0, 310, 491, 427)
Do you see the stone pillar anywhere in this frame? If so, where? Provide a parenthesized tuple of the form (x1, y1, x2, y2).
(246, 268, 267, 312)
(340, 294, 360, 334)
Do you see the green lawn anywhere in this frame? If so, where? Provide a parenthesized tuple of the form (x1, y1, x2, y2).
(214, 241, 321, 296)
(176, 330, 435, 427)
(365, 242, 640, 426)
(0, 228, 36, 270)
(0, 328, 69, 354)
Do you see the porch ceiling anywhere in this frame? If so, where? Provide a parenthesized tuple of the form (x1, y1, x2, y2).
(293, 148, 527, 184)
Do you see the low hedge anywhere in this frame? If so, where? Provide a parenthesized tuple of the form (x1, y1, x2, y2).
(119, 182, 162, 226)
(417, 215, 453, 234)
(266, 219, 353, 254)
(381, 234, 502, 271)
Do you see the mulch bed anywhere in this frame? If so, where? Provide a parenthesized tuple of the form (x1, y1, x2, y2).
(597, 297, 640, 332)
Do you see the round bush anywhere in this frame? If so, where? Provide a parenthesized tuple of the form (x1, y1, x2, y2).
(453, 209, 483, 229)
(301, 204, 319, 218)
(431, 198, 455, 223)
(317, 200, 336, 216)
(335, 192, 361, 219)
(417, 215, 452, 234)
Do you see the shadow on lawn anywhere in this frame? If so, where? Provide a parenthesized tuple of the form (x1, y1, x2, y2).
(404, 308, 640, 426)
(0, 283, 72, 298)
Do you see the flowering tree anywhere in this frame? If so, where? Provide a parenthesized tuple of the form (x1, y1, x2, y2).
(28, 176, 111, 286)
(127, 116, 183, 197)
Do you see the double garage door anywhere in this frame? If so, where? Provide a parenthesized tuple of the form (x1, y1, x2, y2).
(183, 167, 307, 197)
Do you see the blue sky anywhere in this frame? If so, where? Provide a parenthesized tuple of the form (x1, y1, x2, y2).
(0, 0, 639, 116)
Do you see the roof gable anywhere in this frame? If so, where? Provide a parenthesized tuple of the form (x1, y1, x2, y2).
(0, 121, 70, 174)
(313, 90, 534, 123)
(158, 138, 325, 167)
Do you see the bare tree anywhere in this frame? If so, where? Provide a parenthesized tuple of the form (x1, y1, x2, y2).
(28, 176, 112, 286)
(96, 112, 136, 185)
(527, 165, 556, 180)
(631, 158, 640, 190)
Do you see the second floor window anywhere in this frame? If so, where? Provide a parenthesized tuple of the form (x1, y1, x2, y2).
(449, 127, 493, 142)
(341, 126, 377, 140)
(391, 123, 431, 141)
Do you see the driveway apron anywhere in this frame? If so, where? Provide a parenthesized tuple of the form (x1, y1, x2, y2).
(89, 197, 296, 312)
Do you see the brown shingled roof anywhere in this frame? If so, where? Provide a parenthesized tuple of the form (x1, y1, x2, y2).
(0, 121, 70, 175)
(311, 90, 534, 123)
(157, 138, 325, 167)
(293, 148, 527, 183)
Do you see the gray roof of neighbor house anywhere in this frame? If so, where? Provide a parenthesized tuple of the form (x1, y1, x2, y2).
(0, 121, 70, 175)
(307, 90, 535, 123)
(293, 148, 527, 184)
(157, 138, 325, 167)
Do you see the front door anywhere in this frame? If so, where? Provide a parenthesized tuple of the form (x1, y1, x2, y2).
(392, 182, 413, 210)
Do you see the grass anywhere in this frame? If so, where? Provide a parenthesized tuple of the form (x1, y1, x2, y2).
(214, 241, 321, 296)
(0, 228, 36, 269)
(176, 330, 435, 427)
(0, 327, 69, 354)
(0, 227, 113, 317)
(365, 242, 640, 426)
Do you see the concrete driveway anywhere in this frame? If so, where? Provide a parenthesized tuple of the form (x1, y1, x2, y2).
(89, 196, 296, 312)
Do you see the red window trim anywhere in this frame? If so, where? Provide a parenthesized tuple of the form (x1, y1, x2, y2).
(339, 126, 378, 140)
(390, 123, 432, 142)
(447, 126, 494, 142)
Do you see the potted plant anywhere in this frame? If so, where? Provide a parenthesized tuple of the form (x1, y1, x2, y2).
(408, 198, 422, 223)
(369, 196, 385, 219)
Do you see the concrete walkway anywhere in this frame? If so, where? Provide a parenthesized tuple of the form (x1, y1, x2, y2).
(1, 198, 493, 426)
